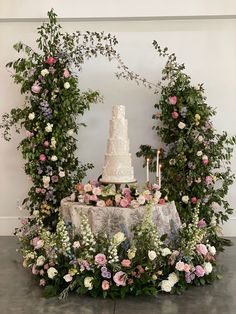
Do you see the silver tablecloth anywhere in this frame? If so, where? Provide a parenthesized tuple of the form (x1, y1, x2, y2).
(60, 197, 181, 238)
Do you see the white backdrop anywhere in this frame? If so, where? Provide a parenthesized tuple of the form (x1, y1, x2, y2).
(0, 2, 236, 235)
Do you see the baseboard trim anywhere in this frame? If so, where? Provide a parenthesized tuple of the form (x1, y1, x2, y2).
(1, 216, 236, 236)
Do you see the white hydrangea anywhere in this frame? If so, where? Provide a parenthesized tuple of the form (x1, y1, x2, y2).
(36, 255, 45, 266)
(161, 248, 172, 257)
(113, 232, 125, 245)
(204, 262, 213, 275)
(168, 272, 179, 286)
(45, 123, 53, 132)
(51, 155, 58, 161)
(208, 245, 216, 256)
(197, 150, 203, 156)
(160, 280, 172, 292)
(84, 277, 93, 290)
(41, 69, 49, 76)
(47, 267, 58, 279)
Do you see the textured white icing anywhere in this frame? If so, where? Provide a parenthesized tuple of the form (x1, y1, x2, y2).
(101, 105, 136, 183)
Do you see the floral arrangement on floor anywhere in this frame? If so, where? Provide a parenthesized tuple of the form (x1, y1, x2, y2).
(73, 180, 165, 208)
(137, 42, 236, 250)
(17, 202, 219, 298)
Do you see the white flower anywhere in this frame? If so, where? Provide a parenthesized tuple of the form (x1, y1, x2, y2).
(161, 248, 172, 257)
(154, 190, 162, 202)
(148, 250, 157, 261)
(70, 193, 76, 202)
(113, 232, 125, 245)
(168, 272, 179, 286)
(97, 200, 106, 207)
(28, 112, 35, 120)
(47, 267, 58, 279)
(127, 248, 136, 260)
(67, 129, 74, 136)
(208, 245, 216, 256)
(51, 155, 58, 161)
(33, 210, 39, 216)
(84, 276, 93, 290)
(50, 137, 57, 148)
(211, 215, 217, 227)
(63, 274, 73, 282)
(182, 195, 189, 203)
(137, 194, 146, 205)
(84, 183, 92, 192)
(198, 135, 204, 142)
(59, 171, 65, 177)
(25, 252, 35, 260)
(36, 255, 45, 267)
(178, 122, 186, 129)
(43, 176, 50, 188)
(64, 82, 70, 89)
(45, 123, 53, 132)
(72, 241, 81, 249)
(204, 262, 213, 275)
(160, 280, 172, 292)
(92, 187, 102, 195)
(41, 69, 49, 76)
(202, 155, 208, 160)
(211, 202, 220, 211)
(197, 150, 203, 157)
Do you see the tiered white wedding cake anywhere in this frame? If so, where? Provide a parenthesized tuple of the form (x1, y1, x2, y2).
(101, 105, 136, 183)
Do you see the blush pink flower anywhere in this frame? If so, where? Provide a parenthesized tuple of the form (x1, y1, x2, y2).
(113, 271, 126, 286)
(76, 183, 84, 192)
(198, 219, 206, 228)
(202, 159, 209, 165)
(175, 261, 185, 271)
(169, 96, 177, 105)
(97, 200, 106, 207)
(196, 244, 208, 256)
(89, 194, 98, 202)
(32, 237, 44, 249)
(102, 280, 110, 290)
(35, 188, 42, 193)
(39, 279, 46, 286)
(191, 197, 198, 204)
(43, 141, 50, 148)
(47, 56, 56, 65)
(63, 69, 70, 78)
(195, 265, 205, 277)
(39, 269, 45, 276)
(31, 83, 41, 94)
(121, 259, 131, 268)
(159, 198, 165, 205)
(122, 188, 131, 196)
(43, 263, 49, 270)
(95, 253, 107, 266)
(105, 199, 113, 206)
(39, 154, 46, 161)
(172, 111, 179, 119)
(120, 198, 130, 208)
(183, 263, 191, 273)
(83, 193, 90, 204)
(205, 176, 213, 185)
(26, 130, 34, 137)
(32, 264, 39, 275)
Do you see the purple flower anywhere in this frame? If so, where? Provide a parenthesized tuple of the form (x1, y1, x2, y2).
(101, 266, 107, 272)
(102, 271, 111, 279)
(185, 272, 195, 283)
(48, 66, 56, 74)
(51, 175, 59, 183)
(195, 265, 205, 277)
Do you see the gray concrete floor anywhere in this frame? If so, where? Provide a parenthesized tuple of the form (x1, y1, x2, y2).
(0, 236, 235, 314)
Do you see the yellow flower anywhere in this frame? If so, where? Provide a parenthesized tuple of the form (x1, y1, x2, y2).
(127, 248, 137, 260)
(195, 113, 201, 120)
(69, 268, 77, 276)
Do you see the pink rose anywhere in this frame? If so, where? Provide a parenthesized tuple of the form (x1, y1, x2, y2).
(195, 265, 205, 277)
(121, 259, 131, 267)
(43, 263, 49, 270)
(175, 261, 185, 271)
(95, 253, 107, 266)
(102, 280, 110, 290)
(63, 69, 70, 78)
(191, 197, 198, 204)
(32, 237, 44, 249)
(122, 188, 131, 196)
(183, 263, 191, 273)
(120, 198, 130, 208)
(39, 154, 46, 161)
(35, 188, 42, 193)
(131, 200, 140, 208)
(39, 279, 46, 286)
(172, 111, 179, 119)
(197, 219, 206, 228)
(169, 96, 177, 105)
(113, 271, 126, 286)
(83, 194, 90, 204)
(89, 194, 98, 202)
(159, 198, 165, 205)
(47, 57, 56, 65)
(196, 244, 208, 256)
(205, 176, 213, 185)
(39, 269, 45, 276)
(32, 264, 39, 275)
(43, 141, 50, 148)
(202, 159, 209, 165)
(105, 199, 113, 206)
(31, 84, 41, 94)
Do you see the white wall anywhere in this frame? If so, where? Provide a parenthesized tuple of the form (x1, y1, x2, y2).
(0, 2, 236, 235)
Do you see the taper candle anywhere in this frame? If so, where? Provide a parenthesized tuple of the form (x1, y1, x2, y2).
(146, 158, 150, 183)
(158, 164, 162, 189)
(156, 149, 160, 178)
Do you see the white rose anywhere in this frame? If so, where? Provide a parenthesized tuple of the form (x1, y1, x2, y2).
(84, 276, 93, 290)
(197, 151, 203, 157)
(43, 176, 50, 188)
(33, 210, 39, 216)
(63, 274, 73, 282)
(154, 191, 162, 201)
(137, 194, 146, 205)
(47, 267, 58, 279)
(59, 171, 65, 178)
(36, 255, 45, 267)
(202, 155, 208, 160)
(208, 245, 216, 256)
(64, 82, 70, 89)
(25, 252, 35, 260)
(97, 200, 106, 207)
(178, 122, 186, 129)
(168, 272, 179, 286)
(51, 155, 58, 161)
(45, 123, 53, 132)
(41, 69, 49, 76)
(67, 129, 74, 136)
(161, 248, 172, 257)
(113, 232, 125, 245)
(160, 280, 172, 292)
(28, 112, 35, 120)
(204, 262, 213, 275)
(72, 241, 81, 249)
(92, 187, 102, 195)
(84, 184, 92, 192)
(198, 135, 204, 142)
(182, 195, 189, 203)
(127, 248, 136, 260)
(148, 250, 157, 261)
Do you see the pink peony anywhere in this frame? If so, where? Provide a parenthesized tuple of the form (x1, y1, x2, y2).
(183, 263, 191, 273)
(198, 219, 206, 228)
(32, 237, 44, 249)
(172, 111, 179, 119)
(195, 265, 205, 277)
(121, 259, 131, 267)
(47, 57, 56, 65)
(196, 244, 208, 256)
(175, 261, 185, 271)
(191, 197, 198, 204)
(159, 198, 165, 205)
(32, 264, 39, 275)
(102, 280, 110, 290)
(120, 198, 130, 208)
(89, 194, 98, 202)
(202, 159, 209, 165)
(43, 141, 50, 148)
(39, 279, 46, 286)
(169, 96, 177, 105)
(122, 188, 131, 196)
(205, 176, 213, 185)
(39, 154, 46, 161)
(31, 84, 41, 94)
(113, 271, 126, 286)
(63, 69, 70, 78)
(95, 253, 107, 266)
